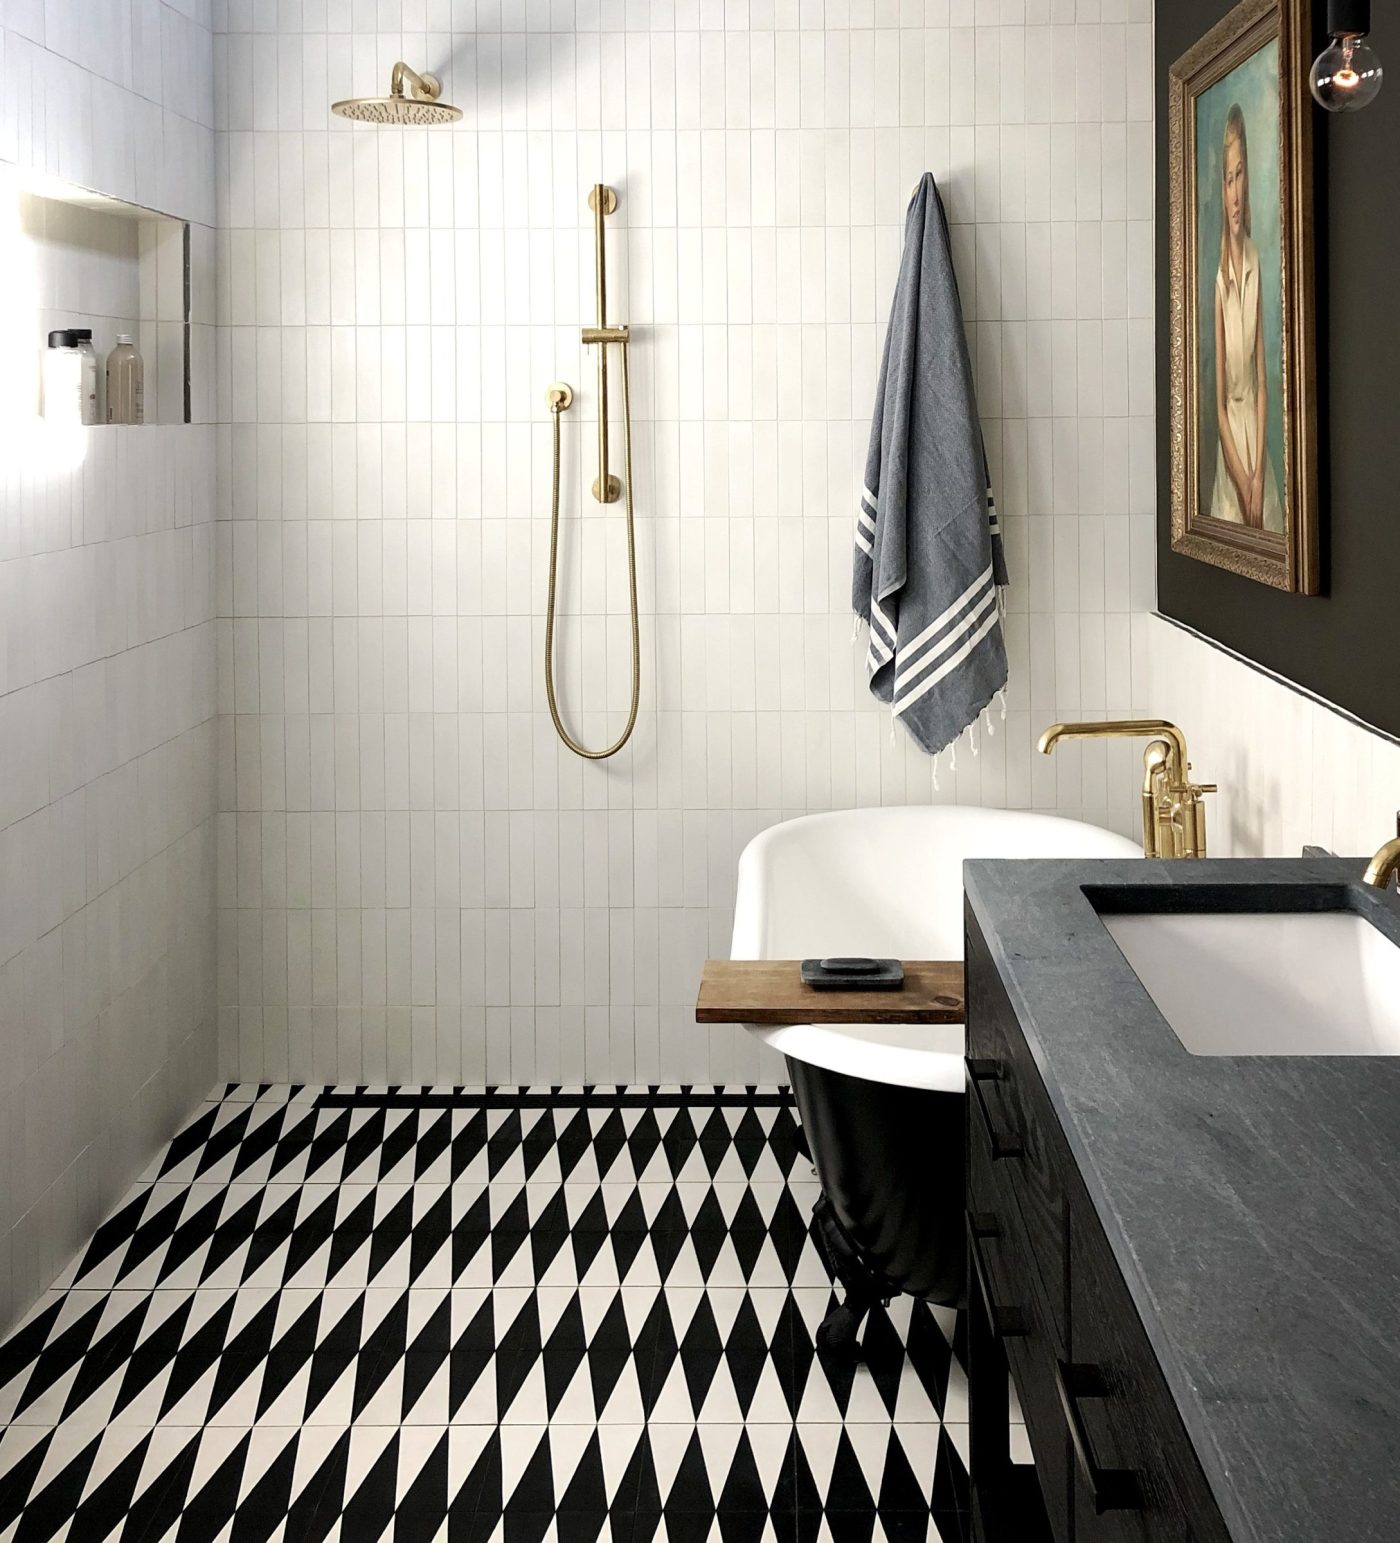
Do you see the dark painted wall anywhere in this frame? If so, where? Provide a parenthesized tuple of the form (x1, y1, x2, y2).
(1156, 2, 1400, 736)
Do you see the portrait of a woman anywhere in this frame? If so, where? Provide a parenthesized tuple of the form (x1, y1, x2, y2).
(1209, 103, 1282, 531)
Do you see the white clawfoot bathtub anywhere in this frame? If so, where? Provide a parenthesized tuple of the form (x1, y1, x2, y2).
(729, 804, 1141, 1332)
(731, 804, 1141, 1091)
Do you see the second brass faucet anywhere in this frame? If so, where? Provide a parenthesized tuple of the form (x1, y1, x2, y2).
(1038, 719, 1216, 859)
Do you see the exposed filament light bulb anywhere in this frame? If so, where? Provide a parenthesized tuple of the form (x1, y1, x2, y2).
(1310, 0, 1383, 112)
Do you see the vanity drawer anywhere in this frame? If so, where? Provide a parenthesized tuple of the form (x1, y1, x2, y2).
(1066, 1197, 1232, 1543)
(966, 1160, 1073, 1541)
(965, 922, 1070, 1336)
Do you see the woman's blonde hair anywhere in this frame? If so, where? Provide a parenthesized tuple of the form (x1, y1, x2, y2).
(1219, 103, 1251, 281)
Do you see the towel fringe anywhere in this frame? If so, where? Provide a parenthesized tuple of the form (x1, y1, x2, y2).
(949, 741, 957, 774)
(996, 687, 1007, 721)
(851, 614, 863, 644)
(984, 702, 996, 739)
(970, 722, 979, 756)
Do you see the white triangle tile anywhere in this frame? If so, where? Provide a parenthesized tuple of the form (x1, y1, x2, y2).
(645, 1422, 694, 1501)
(236, 1427, 299, 1502)
(501, 1360, 551, 1425)
(646, 1360, 701, 1425)
(695, 1366, 743, 1427)
(597, 1424, 646, 1505)
(545, 1422, 596, 1496)
(395, 1427, 446, 1502)
(845, 1424, 897, 1492)
(353, 1364, 406, 1428)
(447, 1425, 497, 1498)
(893, 1424, 940, 1496)
(744, 1363, 793, 1424)
(942, 1355, 968, 1423)
(746, 1423, 791, 1497)
(402, 1361, 451, 1424)
(891, 1365, 939, 1425)
(944, 1423, 970, 1470)
(598, 1363, 646, 1425)
(547, 1360, 602, 1425)
(694, 1422, 742, 1489)
(796, 1373, 844, 1425)
(498, 1424, 549, 1500)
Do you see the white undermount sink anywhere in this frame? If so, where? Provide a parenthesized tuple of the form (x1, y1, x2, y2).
(1101, 910, 1400, 1056)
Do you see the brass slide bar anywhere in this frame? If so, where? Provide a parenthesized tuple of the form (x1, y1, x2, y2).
(587, 184, 621, 503)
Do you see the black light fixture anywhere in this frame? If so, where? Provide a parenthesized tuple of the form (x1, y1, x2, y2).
(1310, 0, 1383, 112)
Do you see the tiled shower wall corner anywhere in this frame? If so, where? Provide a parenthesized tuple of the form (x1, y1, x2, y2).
(214, 1, 1158, 1089)
(0, 1, 219, 1331)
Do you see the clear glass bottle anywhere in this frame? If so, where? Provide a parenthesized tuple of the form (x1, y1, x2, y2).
(71, 328, 100, 425)
(42, 330, 83, 425)
(105, 334, 144, 425)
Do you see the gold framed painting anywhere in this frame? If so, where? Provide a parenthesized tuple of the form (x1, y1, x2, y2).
(1169, 0, 1319, 593)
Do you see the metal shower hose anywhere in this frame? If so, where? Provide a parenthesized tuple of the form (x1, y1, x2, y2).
(543, 344, 640, 759)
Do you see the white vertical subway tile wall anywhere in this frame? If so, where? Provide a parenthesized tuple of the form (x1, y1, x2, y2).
(213, 0, 1158, 1091)
(0, 1, 219, 1329)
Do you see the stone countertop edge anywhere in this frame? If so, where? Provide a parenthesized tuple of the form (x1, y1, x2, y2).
(961, 855, 1400, 1543)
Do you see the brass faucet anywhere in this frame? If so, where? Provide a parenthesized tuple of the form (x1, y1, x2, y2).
(1037, 719, 1216, 859)
(1362, 837, 1400, 889)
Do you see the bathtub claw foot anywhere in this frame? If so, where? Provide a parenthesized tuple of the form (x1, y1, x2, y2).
(816, 1301, 866, 1360)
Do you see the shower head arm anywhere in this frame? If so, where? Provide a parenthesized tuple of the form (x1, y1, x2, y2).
(390, 61, 443, 103)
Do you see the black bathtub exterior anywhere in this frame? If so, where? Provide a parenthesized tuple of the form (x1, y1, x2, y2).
(786, 1056, 965, 1308)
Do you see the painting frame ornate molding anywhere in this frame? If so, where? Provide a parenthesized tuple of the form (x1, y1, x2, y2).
(1168, 0, 1320, 594)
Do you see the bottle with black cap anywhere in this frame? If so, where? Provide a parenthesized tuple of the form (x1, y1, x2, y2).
(42, 330, 83, 425)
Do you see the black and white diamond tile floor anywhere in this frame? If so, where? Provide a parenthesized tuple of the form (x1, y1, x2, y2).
(0, 1085, 972, 1542)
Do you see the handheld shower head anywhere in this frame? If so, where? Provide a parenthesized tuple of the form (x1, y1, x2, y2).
(332, 61, 462, 125)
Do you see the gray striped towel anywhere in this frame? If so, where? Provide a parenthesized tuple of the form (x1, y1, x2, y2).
(853, 173, 1009, 757)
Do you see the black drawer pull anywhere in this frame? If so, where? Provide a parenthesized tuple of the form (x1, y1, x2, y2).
(1054, 1361, 1141, 1514)
(967, 1058, 1024, 1161)
(966, 1213, 1028, 1340)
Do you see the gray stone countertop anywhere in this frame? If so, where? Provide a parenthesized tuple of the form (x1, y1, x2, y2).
(962, 856, 1400, 1543)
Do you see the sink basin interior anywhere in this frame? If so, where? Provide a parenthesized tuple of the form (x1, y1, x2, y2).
(1098, 908, 1400, 1056)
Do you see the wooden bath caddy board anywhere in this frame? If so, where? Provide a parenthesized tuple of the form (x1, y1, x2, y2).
(695, 960, 965, 1025)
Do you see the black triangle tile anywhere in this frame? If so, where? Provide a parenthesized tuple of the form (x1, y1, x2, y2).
(723, 1294, 769, 1416)
(0, 1432, 53, 1533)
(632, 1291, 680, 1418)
(449, 1295, 496, 1419)
(662, 1431, 715, 1543)
(350, 1292, 409, 1418)
(493, 1294, 543, 1418)
(397, 1431, 450, 1535)
(678, 1291, 724, 1415)
(291, 1428, 352, 1543)
(158, 1294, 236, 1418)
(412, 1111, 452, 1179)
(585, 1291, 633, 1415)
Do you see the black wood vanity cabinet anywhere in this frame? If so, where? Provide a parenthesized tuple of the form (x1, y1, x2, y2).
(964, 913, 1231, 1543)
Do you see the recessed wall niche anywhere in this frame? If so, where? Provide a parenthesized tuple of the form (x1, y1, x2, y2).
(17, 173, 193, 428)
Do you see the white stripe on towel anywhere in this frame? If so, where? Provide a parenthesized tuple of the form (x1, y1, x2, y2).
(894, 584, 999, 699)
(869, 598, 897, 646)
(890, 565, 993, 674)
(894, 608, 1003, 718)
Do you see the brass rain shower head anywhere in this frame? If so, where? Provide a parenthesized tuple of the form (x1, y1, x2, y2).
(331, 61, 462, 125)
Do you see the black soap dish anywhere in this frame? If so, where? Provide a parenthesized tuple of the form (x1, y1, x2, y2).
(800, 957, 905, 991)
